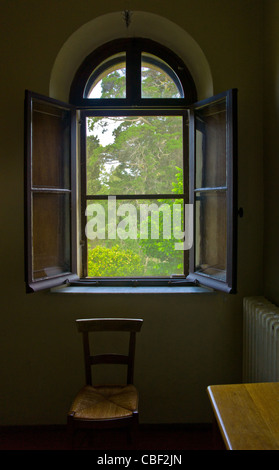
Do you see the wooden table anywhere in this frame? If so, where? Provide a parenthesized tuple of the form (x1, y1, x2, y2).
(207, 382, 279, 450)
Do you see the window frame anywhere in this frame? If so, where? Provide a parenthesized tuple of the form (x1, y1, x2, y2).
(188, 89, 238, 293)
(24, 39, 238, 293)
(69, 38, 197, 108)
(79, 107, 189, 279)
(24, 91, 79, 292)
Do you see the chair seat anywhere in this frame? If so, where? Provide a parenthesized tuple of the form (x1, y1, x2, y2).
(69, 384, 138, 420)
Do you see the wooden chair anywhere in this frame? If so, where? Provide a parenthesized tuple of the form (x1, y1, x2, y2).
(67, 318, 143, 447)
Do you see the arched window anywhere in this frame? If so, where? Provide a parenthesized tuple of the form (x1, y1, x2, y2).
(69, 39, 197, 105)
(70, 39, 197, 281)
(24, 38, 237, 294)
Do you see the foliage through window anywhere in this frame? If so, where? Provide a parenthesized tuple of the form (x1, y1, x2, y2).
(24, 38, 237, 293)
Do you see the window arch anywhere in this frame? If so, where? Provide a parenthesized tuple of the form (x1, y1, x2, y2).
(69, 38, 197, 106)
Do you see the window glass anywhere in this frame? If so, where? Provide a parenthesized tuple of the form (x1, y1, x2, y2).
(194, 190, 227, 281)
(32, 192, 71, 280)
(85, 198, 185, 278)
(32, 101, 71, 188)
(84, 53, 126, 98)
(86, 115, 184, 195)
(84, 111, 187, 279)
(195, 99, 227, 189)
(141, 53, 183, 98)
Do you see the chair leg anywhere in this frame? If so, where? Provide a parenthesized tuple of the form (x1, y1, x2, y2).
(127, 413, 139, 448)
(67, 412, 76, 450)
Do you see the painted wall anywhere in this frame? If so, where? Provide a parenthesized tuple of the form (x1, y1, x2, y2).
(263, 1, 279, 305)
(0, 0, 266, 425)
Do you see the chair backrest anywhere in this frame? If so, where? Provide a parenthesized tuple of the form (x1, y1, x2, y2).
(76, 318, 143, 386)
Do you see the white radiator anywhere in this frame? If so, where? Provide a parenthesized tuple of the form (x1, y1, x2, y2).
(243, 296, 279, 383)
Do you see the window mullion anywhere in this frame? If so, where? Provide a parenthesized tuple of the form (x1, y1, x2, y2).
(85, 194, 185, 200)
(80, 113, 88, 277)
(126, 42, 141, 104)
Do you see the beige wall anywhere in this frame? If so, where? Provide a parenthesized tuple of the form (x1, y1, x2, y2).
(0, 0, 267, 425)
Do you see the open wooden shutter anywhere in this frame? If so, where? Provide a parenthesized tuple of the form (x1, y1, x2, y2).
(188, 89, 238, 293)
(24, 91, 78, 292)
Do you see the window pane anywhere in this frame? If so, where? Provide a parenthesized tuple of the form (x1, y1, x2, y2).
(85, 198, 186, 277)
(195, 99, 227, 189)
(195, 190, 227, 281)
(32, 192, 71, 280)
(32, 101, 71, 188)
(86, 115, 184, 195)
(84, 53, 126, 98)
(141, 53, 183, 98)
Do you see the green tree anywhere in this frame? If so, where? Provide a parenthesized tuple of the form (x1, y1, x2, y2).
(138, 168, 184, 275)
(100, 70, 126, 98)
(87, 115, 183, 196)
(141, 67, 180, 98)
(88, 244, 142, 277)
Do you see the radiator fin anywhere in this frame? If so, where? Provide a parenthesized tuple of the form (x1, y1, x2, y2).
(243, 297, 279, 383)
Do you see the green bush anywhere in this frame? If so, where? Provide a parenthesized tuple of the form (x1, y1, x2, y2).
(87, 244, 142, 277)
